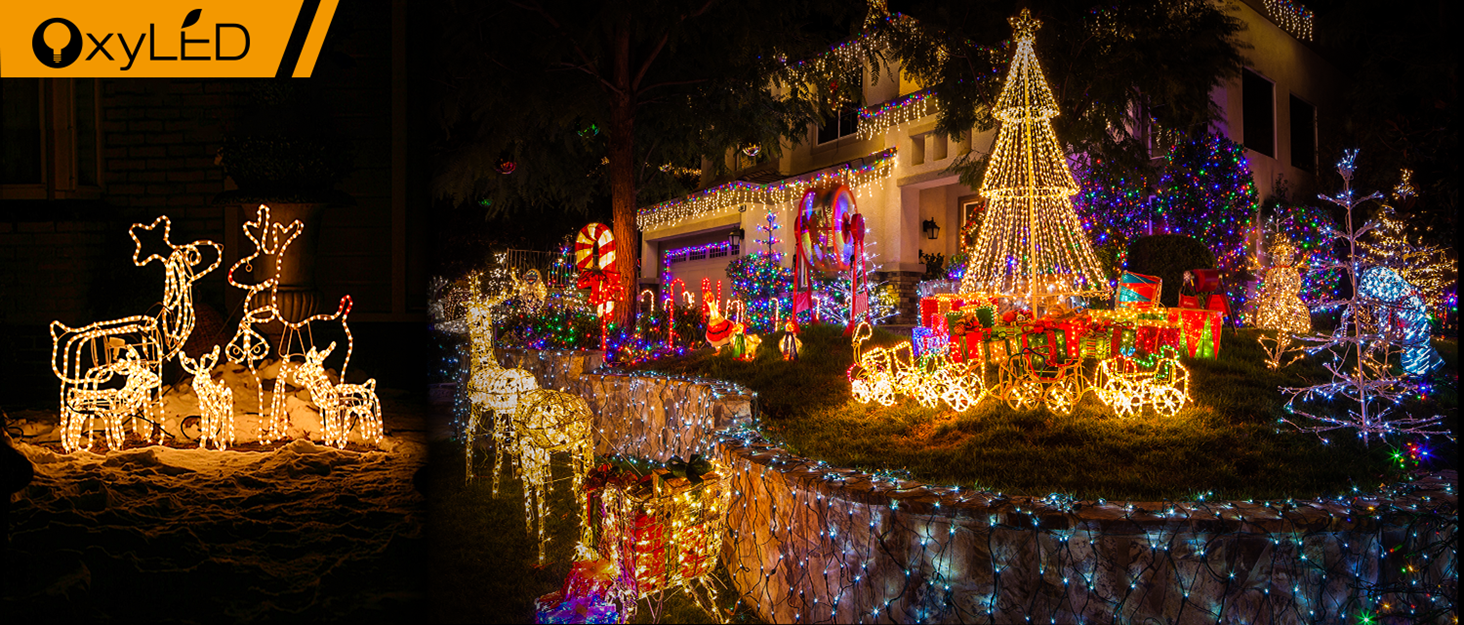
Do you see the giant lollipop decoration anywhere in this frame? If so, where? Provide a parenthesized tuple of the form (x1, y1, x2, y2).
(792, 185, 867, 333)
(574, 223, 620, 350)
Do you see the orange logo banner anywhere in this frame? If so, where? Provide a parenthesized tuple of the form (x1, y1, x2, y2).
(1, 0, 340, 77)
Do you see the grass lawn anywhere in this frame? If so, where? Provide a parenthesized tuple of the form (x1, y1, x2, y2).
(629, 323, 1458, 502)
(424, 437, 764, 624)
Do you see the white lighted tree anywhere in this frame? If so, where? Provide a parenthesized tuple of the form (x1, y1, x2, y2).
(957, 10, 1109, 306)
(1280, 151, 1447, 445)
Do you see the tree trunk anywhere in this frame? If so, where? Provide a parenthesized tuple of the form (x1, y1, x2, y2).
(607, 20, 637, 330)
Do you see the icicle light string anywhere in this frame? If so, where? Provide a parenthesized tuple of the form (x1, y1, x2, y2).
(637, 149, 897, 231)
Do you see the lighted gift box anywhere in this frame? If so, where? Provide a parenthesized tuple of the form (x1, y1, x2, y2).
(589, 462, 730, 598)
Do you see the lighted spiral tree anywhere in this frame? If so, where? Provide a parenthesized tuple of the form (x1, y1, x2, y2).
(956, 10, 1109, 306)
(1280, 151, 1447, 445)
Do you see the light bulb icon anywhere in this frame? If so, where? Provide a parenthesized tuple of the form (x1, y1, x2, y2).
(42, 22, 71, 64)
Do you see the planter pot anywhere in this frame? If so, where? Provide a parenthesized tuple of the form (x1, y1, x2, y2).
(243, 202, 326, 350)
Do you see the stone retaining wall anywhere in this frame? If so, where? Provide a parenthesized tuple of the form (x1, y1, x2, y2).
(503, 349, 1458, 624)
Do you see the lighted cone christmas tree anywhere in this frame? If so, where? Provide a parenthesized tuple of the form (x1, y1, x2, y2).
(958, 10, 1109, 304)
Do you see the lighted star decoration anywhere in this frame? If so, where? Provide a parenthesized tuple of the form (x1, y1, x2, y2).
(1009, 8, 1041, 41)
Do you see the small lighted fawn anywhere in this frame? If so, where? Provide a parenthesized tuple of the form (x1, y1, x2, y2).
(512, 388, 595, 563)
(180, 345, 234, 450)
(289, 342, 385, 449)
(464, 271, 540, 491)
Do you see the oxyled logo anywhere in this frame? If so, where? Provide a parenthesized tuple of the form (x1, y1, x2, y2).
(33, 18, 83, 68)
(31, 9, 249, 72)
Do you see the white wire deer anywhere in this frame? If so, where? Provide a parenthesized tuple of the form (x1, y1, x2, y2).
(49, 216, 221, 452)
(512, 388, 595, 563)
(180, 345, 234, 450)
(463, 271, 540, 492)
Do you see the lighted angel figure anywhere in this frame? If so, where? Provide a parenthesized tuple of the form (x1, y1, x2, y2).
(49, 215, 221, 452)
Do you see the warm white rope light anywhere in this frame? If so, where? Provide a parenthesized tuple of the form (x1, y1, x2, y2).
(637, 150, 897, 231)
(49, 215, 221, 453)
(224, 205, 382, 448)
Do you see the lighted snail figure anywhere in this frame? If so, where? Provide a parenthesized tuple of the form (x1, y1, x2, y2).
(574, 223, 621, 350)
(793, 185, 867, 333)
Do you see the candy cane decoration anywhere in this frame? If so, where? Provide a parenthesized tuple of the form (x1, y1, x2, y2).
(574, 222, 615, 272)
(574, 223, 618, 351)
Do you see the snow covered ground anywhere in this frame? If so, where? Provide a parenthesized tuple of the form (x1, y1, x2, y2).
(2, 387, 428, 622)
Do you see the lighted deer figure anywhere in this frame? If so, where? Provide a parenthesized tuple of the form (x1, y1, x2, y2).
(180, 345, 234, 450)
(464, 271, 540, 492)
(281, 322, 384, 449)
(50, 215, 221, 452)
(512, 388, 595, 563)
(225, 205, 304, 440)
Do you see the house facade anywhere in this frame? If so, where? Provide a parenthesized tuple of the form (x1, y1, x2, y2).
(635, 0, 1341, 323)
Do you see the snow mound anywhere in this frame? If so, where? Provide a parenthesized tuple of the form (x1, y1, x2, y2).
(5, 395, 429, 621)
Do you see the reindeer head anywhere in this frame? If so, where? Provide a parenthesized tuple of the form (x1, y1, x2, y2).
(128, 216, 224, 360)
(227, 204, 304, 292)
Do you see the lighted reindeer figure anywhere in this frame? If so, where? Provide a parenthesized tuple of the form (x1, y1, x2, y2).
(511, 388, 595, 563)
(225, 205, 305, 441)
(180, 345, 234, 450)
(286, 337, 384, 449)
(258, 295, 382, 448)
(463, 271, 540, 492)
(50, 216, 221, 452)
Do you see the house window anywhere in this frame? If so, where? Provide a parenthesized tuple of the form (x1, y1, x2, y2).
(1289, 94, 1316, 172)
(816, 103, 859, 144)
(958, 194, 985, 246)
(0, 78, 103, 199)
(1241, 69, 1274, 158)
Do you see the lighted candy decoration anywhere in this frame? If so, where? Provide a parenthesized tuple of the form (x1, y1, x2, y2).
(513, 389, 596, 563)
(575, 222, 621, 350)
(180, 346, 235, 450)
(1356, 266, 1441, 376)
(49, 215, 222, 452)
(463, 272, 540, 491)
(1093, 346, 1191, 417)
